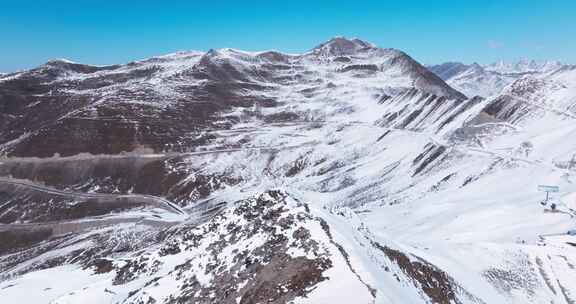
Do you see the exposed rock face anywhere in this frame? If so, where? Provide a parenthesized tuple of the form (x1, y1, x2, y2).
(311, 37, 376, 56)
(0, 37, 464, 158)
(113, 191, 350, 304)
(2, 39, 576, 304)
(1, 191, 376, 303)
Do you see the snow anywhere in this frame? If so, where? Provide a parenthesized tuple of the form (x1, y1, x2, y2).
(2, 39, 576, 303)
(485, 59, 563, 74)
(46, 58, 77, 64)
(292, 203, 374, 304)
(431, 60, 567, 98)
(0, 265, 115, 304)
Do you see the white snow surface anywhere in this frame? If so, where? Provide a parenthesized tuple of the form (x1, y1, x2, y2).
(2, 39, 576, 303)
(430, 60, 567, 98)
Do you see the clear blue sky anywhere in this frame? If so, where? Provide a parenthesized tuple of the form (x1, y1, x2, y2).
(1, 0, 575, 72)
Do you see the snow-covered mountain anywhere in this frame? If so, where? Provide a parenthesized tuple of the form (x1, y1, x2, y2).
(428, 60, 565, 98)
(485, 59, 563, 74)
(2, 38, 576, 304)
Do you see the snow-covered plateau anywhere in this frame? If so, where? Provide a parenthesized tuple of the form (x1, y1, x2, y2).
(1, 37, 576, 304)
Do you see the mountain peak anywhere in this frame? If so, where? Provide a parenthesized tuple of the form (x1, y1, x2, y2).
(45, 58, 77, 65)
(311, 37, 376, 56)
(468, 62, 485, 72)
(484, 59, 563, 74)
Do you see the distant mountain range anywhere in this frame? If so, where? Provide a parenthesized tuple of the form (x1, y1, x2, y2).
(428, 60, 565, 98)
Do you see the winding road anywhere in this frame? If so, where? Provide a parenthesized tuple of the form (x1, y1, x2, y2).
(0, 177, 186, 215)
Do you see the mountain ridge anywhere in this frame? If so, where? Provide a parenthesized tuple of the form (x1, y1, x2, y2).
(2, 38, 576, 304)
(428, 60, 566, 98)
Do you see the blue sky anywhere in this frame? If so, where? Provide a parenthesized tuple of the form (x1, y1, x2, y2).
(1, 0, 575, 71)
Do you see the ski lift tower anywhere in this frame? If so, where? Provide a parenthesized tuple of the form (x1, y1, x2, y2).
(538, 185, 560, 205)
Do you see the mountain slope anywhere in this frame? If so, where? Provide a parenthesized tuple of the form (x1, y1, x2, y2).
(1, 39, 576, 304)
(0, 38, 464, 158)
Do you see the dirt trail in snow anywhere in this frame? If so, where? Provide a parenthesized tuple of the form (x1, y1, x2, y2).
(0, 217, 176, 236)
(0, 141, 323, 235)
(0, 177, 186, 215)
(0, 141, 318, 164)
